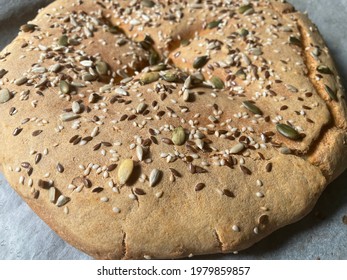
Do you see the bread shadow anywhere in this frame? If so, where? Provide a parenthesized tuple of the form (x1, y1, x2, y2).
(193, 169, 347, 260)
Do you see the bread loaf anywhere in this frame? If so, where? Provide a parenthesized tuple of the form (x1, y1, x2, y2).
(0, 0, 346, 259)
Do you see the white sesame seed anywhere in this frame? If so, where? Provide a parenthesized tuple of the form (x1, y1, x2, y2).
(232, 225, 240, 232)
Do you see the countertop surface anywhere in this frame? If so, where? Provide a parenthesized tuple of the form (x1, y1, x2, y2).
(0, 0, 346, 260)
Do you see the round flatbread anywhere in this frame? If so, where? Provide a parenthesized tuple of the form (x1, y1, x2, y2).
(0, 0, 346, 259)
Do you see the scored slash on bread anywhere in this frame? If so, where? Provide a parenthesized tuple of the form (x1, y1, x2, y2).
(0, 0, 346, 259)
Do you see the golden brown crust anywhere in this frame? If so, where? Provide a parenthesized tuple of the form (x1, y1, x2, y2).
(0, 0, 346, 259)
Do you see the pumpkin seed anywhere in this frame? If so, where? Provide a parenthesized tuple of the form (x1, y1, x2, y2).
(162, 71, 178, 82)
(59, 35, 68, 46)
(207, 20, 222, 29)
(180, 39, 190, 47)
(0, 89, 11, 103)
(59, 80, 71, 94)
(193, 55, 209, 69)
(276, 124, 301, 140)
(239, 4, 253, 14)
(140, 72, 160, 84)
(96, 61, 108, 75)
(239, 28, 249, 37)
(60, 113, 80, 122)
(235, 68, 246, 80)
(56, 195, 70, 207)
(118, 159, 134, 185)
(242, 101, 263, 115)
(14, 77, 28, 86)
(142, 0, 155, 7)
(229, 143, 245, 154)
(149, 169, 161, 187)
(108, 25, 123, 34)
(289, 35, 302, 47)
(324, 84, 338, 101)
(172, 126, 186, 146)
(21, 24, 37, 32)
(149, 50, 160, 66)
(317, 65, 333, 75)
(210, 76, 224, 89)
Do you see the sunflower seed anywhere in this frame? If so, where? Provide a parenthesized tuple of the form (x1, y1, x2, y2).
(59, 35, 68, 46)
(242, 101, 263, 115)
(136, 145, 144, 161)
(57, 163, 64, 173)
(0, 69, 8, 78)
(140, 72, 160, 84)
(223, 189, 234, 197)
(134, 188, 146, 195)
(49, 187, 56, 203)
(0, 89, 11, 103)
(136, 103, 147, 114)
(149, 169, 161, 187)
(32, 130, 43, 137)
(162, 71, 178, 82)
(276, 124, 301, 140)
(195, 183, 205, 192)
(56, 195, 70, 207)
(210, 76, 224, 89)
(240, 165, 252, 175)
(49, 63, 61, 73)
(172, 126, 186, 146)
(96, 61, 108, 75)
(317, 65, 333, 75)
(118, 159, 134, 185)
(265, 162, 272, 172)
(229, 143, 245, 154)
(193, 55, 209, 69)
(13, 127, 23, 136)
(324, 84, 338, 101)
(38, 179, 50, 189)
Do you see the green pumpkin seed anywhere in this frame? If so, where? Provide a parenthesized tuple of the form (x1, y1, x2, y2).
(162, 71, 178, 82)
(172, 126, 186, 146)
(108, 25, 123, 34)
(317, 65, 333, 75)
(242, 101, 263, 115)
(59, 80, 71, 94)
(59, 35, 69, 46)
(142, 0, 155, 7)
(324, 84, 338, 101)
(210, 76, 224, 89)
(236, 68, 247, 80)
(239, 28, 249, 37)
(20, 24, 37, 33)
(289, 35, 302, 47)
(276, 124, 301, 140)
(180, 39, 190, 47)
(140, 72, 160, 84)
(96, 61, 108, 75)
(193, 55, 209, 69)
(239, 4, 253, 14)
(149, 50, 160, 66)
(207, 20, 222, 29)
(150, 64, 167, 72)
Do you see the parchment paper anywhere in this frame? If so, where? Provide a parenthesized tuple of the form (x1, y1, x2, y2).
(0, 0, 346, 260)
